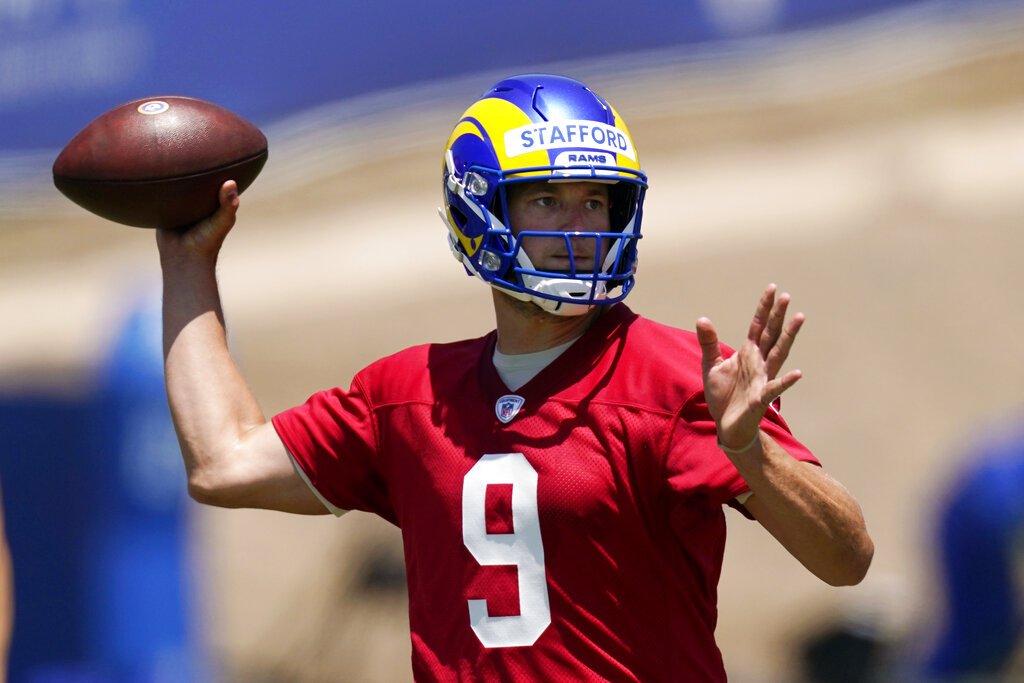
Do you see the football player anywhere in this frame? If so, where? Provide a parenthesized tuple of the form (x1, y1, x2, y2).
(158, 73, 873, 681)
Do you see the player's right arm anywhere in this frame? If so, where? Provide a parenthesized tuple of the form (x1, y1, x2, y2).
(158, 180, 327, 515)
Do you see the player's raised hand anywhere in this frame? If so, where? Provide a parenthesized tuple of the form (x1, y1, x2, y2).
(696, 284, 805, 453)
(156, 180, 240, 264)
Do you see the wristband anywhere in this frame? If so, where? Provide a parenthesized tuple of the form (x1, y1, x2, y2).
(717, 432, 760, 455)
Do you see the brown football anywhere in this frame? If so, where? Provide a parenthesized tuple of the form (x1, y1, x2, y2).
(53, 96, 268, 229)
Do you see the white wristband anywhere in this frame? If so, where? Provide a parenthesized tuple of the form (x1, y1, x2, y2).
(717, 432, 759, 455)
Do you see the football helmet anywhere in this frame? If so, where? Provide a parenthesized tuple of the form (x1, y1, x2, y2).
(440, 74, 647, 315)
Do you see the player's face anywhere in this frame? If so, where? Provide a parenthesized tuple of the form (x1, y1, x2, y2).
(505, 181, 611, 274)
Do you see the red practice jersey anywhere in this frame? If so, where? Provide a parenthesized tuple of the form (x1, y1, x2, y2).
(272, 304, 818, 682)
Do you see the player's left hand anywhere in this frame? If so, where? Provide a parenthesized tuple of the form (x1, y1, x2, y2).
(696, 284, 805, 453)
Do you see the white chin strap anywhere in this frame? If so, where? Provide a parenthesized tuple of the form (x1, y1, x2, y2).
(510, 248, 609, 316)
(500, 284, 599, 316)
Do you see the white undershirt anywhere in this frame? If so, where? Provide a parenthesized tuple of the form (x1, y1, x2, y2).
(492, 337, 578, 391)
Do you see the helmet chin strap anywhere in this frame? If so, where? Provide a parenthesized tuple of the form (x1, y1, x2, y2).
(509, 248, 606, 317)
(499, 285, 595, 317)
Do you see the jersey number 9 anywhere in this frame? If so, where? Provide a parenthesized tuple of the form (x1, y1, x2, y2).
(462, 452, 551, 647)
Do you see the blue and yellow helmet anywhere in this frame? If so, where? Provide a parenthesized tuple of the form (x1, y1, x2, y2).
(440, 74, 647, 315)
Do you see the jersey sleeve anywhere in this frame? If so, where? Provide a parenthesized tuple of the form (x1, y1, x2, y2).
(271, 376, 396, 522)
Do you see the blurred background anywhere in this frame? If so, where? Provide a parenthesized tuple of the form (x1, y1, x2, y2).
(2, 0, 1024, 680)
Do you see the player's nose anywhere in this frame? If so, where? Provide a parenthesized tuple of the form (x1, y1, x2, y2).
(562, 203, 586, 231)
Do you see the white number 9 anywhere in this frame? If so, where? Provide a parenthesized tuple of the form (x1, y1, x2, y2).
(462, 452, 551, 648)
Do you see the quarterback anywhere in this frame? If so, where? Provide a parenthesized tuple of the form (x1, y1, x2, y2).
(158, 74, 873, 681)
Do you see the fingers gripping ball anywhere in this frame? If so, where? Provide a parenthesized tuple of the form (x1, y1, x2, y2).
(53, 96, 268, 229)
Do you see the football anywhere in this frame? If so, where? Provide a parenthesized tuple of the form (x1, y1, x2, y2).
(53, 96, 268, 229)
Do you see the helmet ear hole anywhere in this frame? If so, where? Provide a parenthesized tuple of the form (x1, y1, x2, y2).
(490, 190, 506, 226)
(449, 205, 468, 230)
(608, 183, 638, 233)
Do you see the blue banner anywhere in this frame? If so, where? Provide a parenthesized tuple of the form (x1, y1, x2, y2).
(1, 300, 203, 682)
(0, 0, 946, 153)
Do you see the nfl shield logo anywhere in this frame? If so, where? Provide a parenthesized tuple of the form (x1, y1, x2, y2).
(495, 395, 526, 424)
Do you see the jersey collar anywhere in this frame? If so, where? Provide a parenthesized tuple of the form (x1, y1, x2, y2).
(479, 303, 638, 406)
